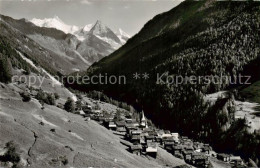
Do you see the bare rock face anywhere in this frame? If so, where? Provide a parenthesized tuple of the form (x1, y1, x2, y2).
(89, 20, 121, 44)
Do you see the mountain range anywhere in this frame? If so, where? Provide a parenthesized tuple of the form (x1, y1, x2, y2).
(30, 16, 130, 44)
(0, 15, 130, 74)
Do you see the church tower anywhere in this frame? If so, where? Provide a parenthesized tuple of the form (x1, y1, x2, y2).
(140, 110, 147, 128)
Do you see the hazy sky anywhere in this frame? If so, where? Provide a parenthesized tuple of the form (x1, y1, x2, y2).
(0, 0, 183, 36)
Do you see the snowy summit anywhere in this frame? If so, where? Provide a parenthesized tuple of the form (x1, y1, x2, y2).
(30, 16, 80, 34)
(30, 16, 130, 44)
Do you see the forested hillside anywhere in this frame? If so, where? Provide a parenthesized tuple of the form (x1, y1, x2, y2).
(0, 19, 63, 77)
(0, 37, 38, 83)
(67, 0, 260, 164)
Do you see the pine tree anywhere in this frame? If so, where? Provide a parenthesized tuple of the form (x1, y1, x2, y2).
(0, 54, 12, 83)
(64, 97, 75, 113)
(46, 94, 55, 105)
(75, 100, 82, 110)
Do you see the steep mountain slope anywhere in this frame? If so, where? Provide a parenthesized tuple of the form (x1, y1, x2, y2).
(73, 24, 93, 41)
(0, 19, 61, 76)
(0, 78, 186, 167)
(88, 20, 121, 47)
(0, 15, 91, 74)
(68, 0, 260, 163)
(75, 20, 124, 63)
(116, 28, 131, 44)
(75, 0, 260, 117)
(0, 20, 184, 166)
(0, 15, 130, 74)
(76, 34, 115, 63)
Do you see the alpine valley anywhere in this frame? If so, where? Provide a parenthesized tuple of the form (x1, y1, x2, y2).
(67, 0, 260, 166)
(1, 0, 260, 168)
(0, 14, 130, 74)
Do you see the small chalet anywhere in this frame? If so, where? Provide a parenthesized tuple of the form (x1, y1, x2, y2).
(130, 144, 142, 155)
(115, 121, 126, 133)
(156, 130, 165, 137)
(82, 105, 92, 113)
(161, 133, 173, 138)
(171, 133, 180, 143)
(193, 142, 203, 152)
(130, 129, 142, 136)
(125, 125, 138, 139)
(217, 153, 230, 162)
(125, 124, 138, 131)
(201, 146, 211, 154)
(146, 142, 157, 158)
(125, 118, 133, 123)
(181, 136, 188, 141)
(182, 150, 193, 161)
(125, 118, 139, 127)
(132, 122, 140, 127)
(172, 145, 182, 155)
(182, 139, 193, 146)
(192, 153, 209, 167)
(131, 134, 141, 144)
(164, 141, 175, 151)
(144, 135, 155, 143)
(230, 156, 243, 165)
(130, 130, 142, 144)
(103, 118, 114, 128)
(108, 122, 117, 130)
(155, 136, 161, 143)
(164, 130, 171, 134)
(183, 145, 194, 152)
(164, 144, 174, 152)
(148, 131, 158, 137)
(162, 136, 175, 146)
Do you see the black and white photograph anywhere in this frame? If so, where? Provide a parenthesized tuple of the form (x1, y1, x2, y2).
(0, 0, 259, 167)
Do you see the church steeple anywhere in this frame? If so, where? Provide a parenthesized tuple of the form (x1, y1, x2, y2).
(141, 110, 145, 121)
(140, 110, 147, 128)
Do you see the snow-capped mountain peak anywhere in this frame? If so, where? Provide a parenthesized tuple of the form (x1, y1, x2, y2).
(118, 28, 130, 38)
(30, 16, 80, 34)
(53, 15, 62, 23)
(89, 20, 112, 36)
(82, 24, 93, 32)
(88, 20, 123, 48)
(116, 28, 130, 44)
(30, 16, 130, 47)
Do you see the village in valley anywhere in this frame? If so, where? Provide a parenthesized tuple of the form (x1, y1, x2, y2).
(0, 68, 251, 167)
(78, 96, 246, 168)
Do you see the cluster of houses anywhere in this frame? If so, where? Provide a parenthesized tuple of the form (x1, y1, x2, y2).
(81, 101, 245, 168)
(160, 134, 212, 167)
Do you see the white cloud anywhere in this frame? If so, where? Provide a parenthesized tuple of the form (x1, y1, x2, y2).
(80, 0, 92, 5)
